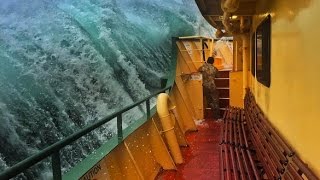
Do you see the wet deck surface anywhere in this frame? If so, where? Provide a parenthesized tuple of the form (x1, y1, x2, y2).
(156, 120, 222, 180)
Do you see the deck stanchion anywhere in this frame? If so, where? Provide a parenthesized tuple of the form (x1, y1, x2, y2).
(146, 99, 150, 120)
(52, 151, 62, 180)
(117, 114, 123, 143)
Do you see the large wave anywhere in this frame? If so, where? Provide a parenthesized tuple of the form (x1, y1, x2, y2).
(0, 0, 214, 178)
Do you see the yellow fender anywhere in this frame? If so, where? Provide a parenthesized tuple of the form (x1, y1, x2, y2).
(156, 93, 183, 164)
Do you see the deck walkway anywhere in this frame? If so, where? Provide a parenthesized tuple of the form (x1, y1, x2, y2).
(156, 120, 222, 180)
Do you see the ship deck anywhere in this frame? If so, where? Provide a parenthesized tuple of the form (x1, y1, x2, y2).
(156, 119, 222, 180)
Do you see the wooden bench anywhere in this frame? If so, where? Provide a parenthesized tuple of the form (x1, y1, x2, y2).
(244, 91, 318, 180)
(220, 91, 319, 180)
(220, 107, 261, 180)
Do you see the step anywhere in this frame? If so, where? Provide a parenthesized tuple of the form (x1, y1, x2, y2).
(216, 87, 229, 90)
(207, 107, 227, 110)
(205, 108, 226, 119)
(219, 98, 229, 108)
(217, 88, 229, 98)
(215, 78, 229, 80)
(217, 70, 230, 78)
(215, 79, 229, 88)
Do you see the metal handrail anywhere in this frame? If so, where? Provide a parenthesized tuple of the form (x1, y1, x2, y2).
(0, 86, 171, 180)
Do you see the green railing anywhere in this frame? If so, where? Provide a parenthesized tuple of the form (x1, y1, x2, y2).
(0, 37, 179, 180)
(0, 86, 172, 180)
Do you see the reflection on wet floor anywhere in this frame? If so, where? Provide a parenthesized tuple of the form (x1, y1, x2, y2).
(157, 120, 222, 180)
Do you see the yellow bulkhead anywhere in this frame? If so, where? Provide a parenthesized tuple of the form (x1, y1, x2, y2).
(219, 0, 320, 176)
(246, 0, 320, 175)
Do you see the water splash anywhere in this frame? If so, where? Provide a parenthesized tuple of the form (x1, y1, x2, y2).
(0, 0, 214, 178)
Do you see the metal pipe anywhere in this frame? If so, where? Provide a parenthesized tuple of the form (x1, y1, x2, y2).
(51, 152, 62, 180)
(240, 16, 245, 33)
(221, 0, 240, 13)
(157, 93, 183, 164)
(222, 12, 234, 33)
(242, 35, 249, 98)
(117, 114, 123, 143)
(146, 99, 150, 119)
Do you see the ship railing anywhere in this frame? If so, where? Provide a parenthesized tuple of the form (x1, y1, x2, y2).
(0, 86, 172, 180)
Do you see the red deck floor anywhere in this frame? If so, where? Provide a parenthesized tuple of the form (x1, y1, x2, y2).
(156, 119, 222, 180)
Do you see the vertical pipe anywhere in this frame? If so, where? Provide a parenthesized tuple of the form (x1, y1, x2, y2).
(242, 35, 249, 99)
(52, 152, 62, 180)
(146, 99, 150, 120)
(201, 38, 205, 62)
(240, 16, 245, 33)
(233, 40, 237, 71)
(117, 114, 123, 143)
(157, 93, 183, 164)
(210, 39, 214, 57)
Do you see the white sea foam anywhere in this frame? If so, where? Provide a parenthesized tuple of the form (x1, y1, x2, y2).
(0, 0, 215, 178)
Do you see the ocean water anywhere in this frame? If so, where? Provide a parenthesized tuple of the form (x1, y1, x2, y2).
(0, 0, 214, 178)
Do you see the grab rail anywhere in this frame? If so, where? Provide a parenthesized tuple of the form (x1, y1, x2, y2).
(0, 86, 171, 180)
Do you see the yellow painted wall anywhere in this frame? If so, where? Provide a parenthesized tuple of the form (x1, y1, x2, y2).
(250, 0, 320, 175)
(233, 35, 243, 71)
(175, 38, 213, 121)
(185, 74, 204, 119)
(230, 71, 244, 108)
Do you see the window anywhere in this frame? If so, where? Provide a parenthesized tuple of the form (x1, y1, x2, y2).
(251, 32, 255, 76)
(256, 15, 271, 87)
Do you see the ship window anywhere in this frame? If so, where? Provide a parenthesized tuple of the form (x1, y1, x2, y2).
(251, 32, 255, 76)
(256, 15, 271, 87)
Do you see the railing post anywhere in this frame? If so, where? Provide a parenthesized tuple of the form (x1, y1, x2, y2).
(117, 114, 123, 143)
(51, 151, 62, 180)
(146, 99, 150, 120)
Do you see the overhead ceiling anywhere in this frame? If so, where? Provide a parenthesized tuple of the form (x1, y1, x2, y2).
(195, 0, 257, 30)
